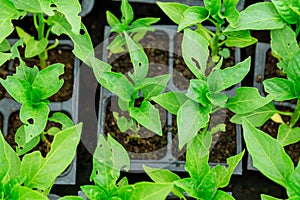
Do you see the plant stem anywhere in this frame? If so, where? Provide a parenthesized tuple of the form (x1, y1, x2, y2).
(41, 133, 51, 147)
(37, 13, 48, 68)
(290, 100, 300, 128)
(211, 23, 221, 59)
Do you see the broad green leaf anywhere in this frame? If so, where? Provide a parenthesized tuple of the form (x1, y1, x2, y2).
(0, 76, 31, 103)
(48, 13, 95, 67)
(151, 91, 189, 115)
(230, 103, 277, 127)
(48, 112, 74, 129)
(0, 132, 21, 184)
(80, 185, 107, 200)
(271, 0, 300, 24)
(91, 135, 129, 191)
(222, 0, 239, 24)
(21, 124, 82, 191)
(24, 37, 48, 58)
(178, 6, 209, 31)
(277, 124, 300, 146)
(32, 63, 64, 100)
(95, 71, 134, 101)
(271, 26, 299, 68)
(182, 28, 209, 80)
(0, 39, 10, 51)
(0, 52, 11, 66)
(286, 51, 300, 99)
(157, 2, 189, 24)
(208, 57, 251, 93)
(196, 167, 218, 199)
(107, 35, 126, 54)
(129, 101, 162, 136)
(51, 0, 81, 33)
(10, 186, 48, 200)
(225, 2, 285, 31)
(177, 100, 211, 149)
(121, 0, 134, 24)
(186, 133, 211, 181)
(59, 196, 85, 200)
(186, 79, 210, 106)
(263, 78, 296, 101)
(140, 74, 171, 100)
(0, 0, 26, 44)
(10, 38, 24, 60)
(287, 162, 300, 197)
(174, 178, 199, 198)
(16, 27, 31, 44)
(261, 194, 282, 200)
(143, 166, 185, 199)
(213, 190, 235, 200)
(15, 125, 40, 155)
(131, 17, 160, 27)
(113, 112, 133, 132)
(20, 101, 49, 143)
(204, 0, 221, 16)
(118, 182, 173, 200)
(9, 0, 53, 15)
(226, 87, 273, 114)
(242, 119, 294, 187)
(14, 64, 39, 85)
(106, 11, 120, 27)
(208, 92, 228, 108)
(224, 31, 258, 48)
(124, 32, 148, 83)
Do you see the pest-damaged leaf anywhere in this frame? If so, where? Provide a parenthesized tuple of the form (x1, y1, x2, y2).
(20, 124, 82, 191)
(120, 0, 134, 24)
(157, 2, 189, 24)
(15, 125, 40, 155)
(48, 112, 74, 130)
(129, 101, 162, 136)
(182, 28, 209, 80)
(242, 119, 294, 187)
(226, 87, 273, 114)
(177, 100, 211, 149)
(151, 91, 190, 115)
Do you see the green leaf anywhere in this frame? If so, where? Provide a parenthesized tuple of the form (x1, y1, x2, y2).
(178, 6, 209, 31)
(118, 182, 173, 200)
(124, 32, 149, 83)
(59, 196, 85, 200)
(230, 103, 277, 127)
(182, 28, 209, 80)
(286, 51, 300, 99)
(0, 0, 26, 44)
(32, 63, 64, 99)
(224, 30, 258, 48)
(225, 2, 285, 31)
(129, 101, 162, 136)
(186, 79, 210, 106)
(186, 133, 211, 181)
(177, 100, 210, 149)
(277, 124, 300, 146)
(157, 2, 189, 24)
(9, 0, 53, 15)
(10, 186, 48, 200)
(113, 112, 133, 132)
(0, 52, 10, 66)
(107, 35, 126, 54)
(174, 178, 199, 198)
(121, 0, 134, 24)
(222, 0, 239, 25)
(261, 194, 283, 200)
(208, 93, 228, 108)
(213, 190, 235, 200)
(24, 38, 48, 58)
(131, 17, 160, 27)
(271, 26, 299, 68)
(106, 10, 120, 27)
(14, 63, 39, 85)
(204, 0, 221, 16)
(143, 166, 185, 199)
(95, 71, 134, 101)
(91, 135, 129, 191)
(287, 162, 300, 197)
(48, 112, 74, 129)
(20, 101, 49, 143)
(140, 74, 171, 100)
(80, 185, 107, 200)
(242, 119, 294, 187)
(15, 125, 40, 155)
(0, 132, 21, 185)
(226, 87, 273, 114)
(208, 57, 251, 93)
(271, 0, 300, 24)
(263, 78, 297, 101)
(0, 38, 10, 51)
(151, 91, 189, 115)
(21, 123, 82, 191)
(51, 0, 82, 33)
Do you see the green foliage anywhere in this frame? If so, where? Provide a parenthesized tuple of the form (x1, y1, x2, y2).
(94, 33, 170, 136)
(145, 132, 244, 199)
(0, 63, 74, 155)
(157, 0, 257, 62)
(153, 29, 251, 149)
(106, 0, 160, 53)
(0, 124, 82, 198)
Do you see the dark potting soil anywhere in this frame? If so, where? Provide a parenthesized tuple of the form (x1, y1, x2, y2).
(172, 33, 236, 90)
(172, 108, 237, 163)
(0, 63, 10, 100)
(6, 111, 66, 157)
(260, 107, 299, 166)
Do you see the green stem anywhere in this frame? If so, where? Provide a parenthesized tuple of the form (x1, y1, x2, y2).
(290, 100, 300, 128)
(211, 23, 221, 59)
(37, 13, 45, 40)
(39, 51, 48, 69)
(33, 14, 39, 31)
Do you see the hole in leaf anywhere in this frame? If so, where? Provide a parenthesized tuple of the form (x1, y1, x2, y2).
(80, 29, 85, 35)
(99, 144, 103, 148)
(191, 57, 200, 69)
(138, 62, 142, 67)
(95, 170, 99, 175)
(27, 118, 34, 124)
(50, 4, 56, 8)
(30, 134, 33, 138)
(19, 146, 23, 150)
